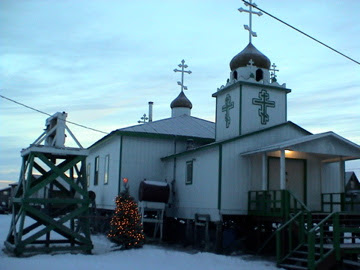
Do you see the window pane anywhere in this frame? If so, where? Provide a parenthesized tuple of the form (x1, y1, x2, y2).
(94, 156, 99, 186)
(104, 155, 109, 184)
(186, 161, 193, 185)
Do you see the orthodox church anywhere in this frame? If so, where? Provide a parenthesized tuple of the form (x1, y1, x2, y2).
(86, 3, 360, 226)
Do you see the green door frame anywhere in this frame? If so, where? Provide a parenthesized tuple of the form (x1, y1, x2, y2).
(267, 156, 307, 205)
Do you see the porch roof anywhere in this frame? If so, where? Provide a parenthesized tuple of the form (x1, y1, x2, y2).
(241, 131, 360, 161)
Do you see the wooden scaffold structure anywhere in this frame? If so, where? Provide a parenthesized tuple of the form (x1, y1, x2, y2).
(5, 112, 93, 256)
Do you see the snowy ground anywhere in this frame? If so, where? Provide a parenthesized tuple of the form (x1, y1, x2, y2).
(0, 214, 280, 270)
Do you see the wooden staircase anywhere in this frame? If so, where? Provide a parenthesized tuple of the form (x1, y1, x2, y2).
(277, 212, 360, 270)
(248, 190, 360, 270)
(278, 244, 335, 270)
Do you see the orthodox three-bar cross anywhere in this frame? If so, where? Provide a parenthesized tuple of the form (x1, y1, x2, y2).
(270, 63, 279, 82)
(238, 0, 263, 43)
(252, 89, 275, 125)
(174, 59, 192, 92)
(222, 94, 234, 128)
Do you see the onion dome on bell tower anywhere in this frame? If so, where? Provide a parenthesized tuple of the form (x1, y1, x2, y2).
(171, 59, 193, 117)
(226, 0, 272, 84)
(230, 42, 270, 71)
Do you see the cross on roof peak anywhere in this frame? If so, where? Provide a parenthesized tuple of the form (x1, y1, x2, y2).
(238, 0, 263, 43)
(270, 63, 279, 82)
(174, 59, 192, 92)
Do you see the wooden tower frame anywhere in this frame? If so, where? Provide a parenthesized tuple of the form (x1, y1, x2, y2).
(5, 112, 93, 255)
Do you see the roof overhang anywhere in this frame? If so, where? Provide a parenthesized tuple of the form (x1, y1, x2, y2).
(241, 132, 360, 162)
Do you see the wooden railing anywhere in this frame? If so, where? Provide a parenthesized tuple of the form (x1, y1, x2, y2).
(248, 190, 310, 219)
(307, 212, 337, 270)
(322, 192, 360, 212)
(276, 210, 309, 265)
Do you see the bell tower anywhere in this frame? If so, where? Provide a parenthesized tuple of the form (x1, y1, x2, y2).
(213, 1, 291, 141)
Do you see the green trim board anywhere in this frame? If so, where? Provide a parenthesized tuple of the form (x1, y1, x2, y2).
(239, 85, 242, 136)
(161, 121, 312, 161)
(212, 80, 291, 98)
(115, 131, 214, 142)
(117, 135, 123, 195)
(214, 92, 218, 141)
(217, 144, 223, 210)
(285, 93, 287, 121)
(304, 160, 307, 205)
(88, 125, 215, 150)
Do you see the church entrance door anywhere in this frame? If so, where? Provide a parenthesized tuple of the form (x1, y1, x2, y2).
(268, 157, 306, 204)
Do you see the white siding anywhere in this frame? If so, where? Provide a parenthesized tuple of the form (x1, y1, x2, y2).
(165, 147, 220, 221)
(87, 136, 121, 209)
(322, 162, 343, 193)
(120, 136, 176, 202)
(221, 124, 309, 214)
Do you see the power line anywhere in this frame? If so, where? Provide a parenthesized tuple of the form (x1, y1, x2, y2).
(0, 94, 109, 135)
(242, 0, 360, 66)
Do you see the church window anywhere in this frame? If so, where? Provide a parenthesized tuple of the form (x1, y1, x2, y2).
(256, 69, 263, 81)
(104, 155, 110, 184)
(233, 70, 238, 80)
(94, 156, 99, 186)
(186, 160, 193, 185)
(87, 163, 91, 187)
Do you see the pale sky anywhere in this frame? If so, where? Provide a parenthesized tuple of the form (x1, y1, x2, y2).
(1, 0, 360, 188)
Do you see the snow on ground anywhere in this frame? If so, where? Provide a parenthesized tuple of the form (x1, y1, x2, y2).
(0, 214, 279, 270)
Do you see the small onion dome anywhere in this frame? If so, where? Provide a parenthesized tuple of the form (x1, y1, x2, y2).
(170, 91, 192, 109)
(230, 43, 271, 71)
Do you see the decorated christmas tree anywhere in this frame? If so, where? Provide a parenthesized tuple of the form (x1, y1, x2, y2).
(107, 179, 145, 249)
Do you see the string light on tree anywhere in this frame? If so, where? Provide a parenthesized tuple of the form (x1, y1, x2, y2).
(107, 178, 145, 249)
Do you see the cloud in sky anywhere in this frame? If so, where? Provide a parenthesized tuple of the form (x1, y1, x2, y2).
(1, 0, 360, 182)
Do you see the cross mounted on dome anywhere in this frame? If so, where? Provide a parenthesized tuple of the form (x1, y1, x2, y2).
(238, 0, 263, 43)
(174, 59, 192, 92)
(270, 63, 279, 82)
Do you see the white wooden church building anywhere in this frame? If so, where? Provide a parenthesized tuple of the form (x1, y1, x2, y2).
(86, 6, 360, 224)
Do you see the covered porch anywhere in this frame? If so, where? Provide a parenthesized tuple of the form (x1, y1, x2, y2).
(242, 132, 360, 216)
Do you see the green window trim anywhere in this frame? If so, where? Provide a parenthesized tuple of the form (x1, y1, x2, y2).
(186, 160, 193, 185)
(94, 156, 99, 186)
(104, 154, 110, 185)
(86, 163, 91, 187)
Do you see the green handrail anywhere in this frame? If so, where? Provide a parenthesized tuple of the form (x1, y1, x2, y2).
(287, 190, 311, 212)
(307, 211, 337, 270)
(248, 190, 310, 220)
(276, 210, 307, 265)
